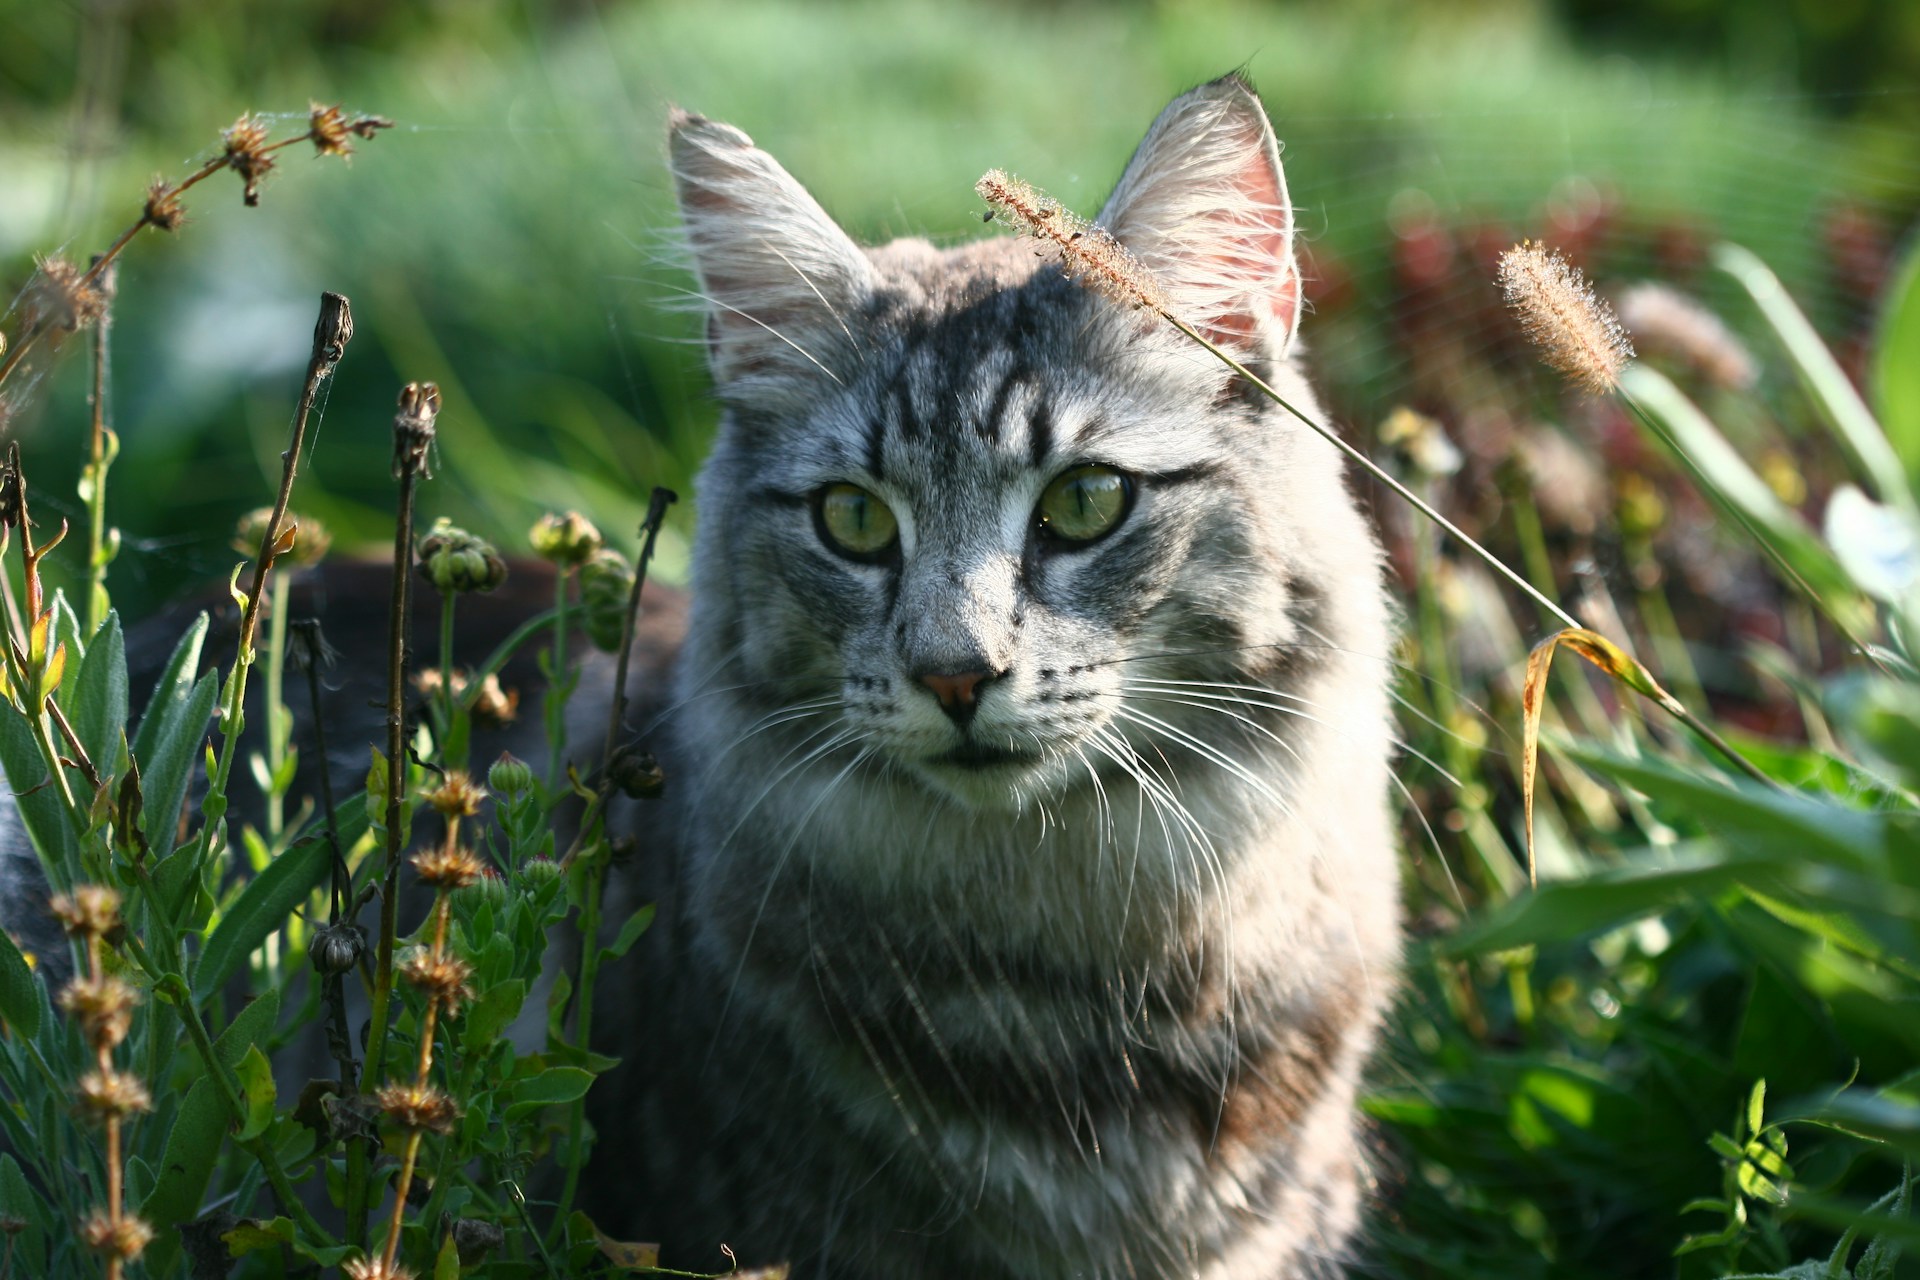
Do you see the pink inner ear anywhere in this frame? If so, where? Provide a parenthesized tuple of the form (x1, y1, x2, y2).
(1194, 123, 1300, 353)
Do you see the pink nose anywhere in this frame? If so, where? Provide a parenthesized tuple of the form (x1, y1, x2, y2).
(919, 671, 987, 712)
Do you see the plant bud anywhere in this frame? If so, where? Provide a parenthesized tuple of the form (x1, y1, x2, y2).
(418, 518, 507, 594)
(488, 753, 533, 796)
(233, 506, 332, 566)
(309, 922, 366, 976)
(529, 510, 603, 566)
(607, 746, 665, 800)
(519, 857, 564, 892)
(579, 549, 636, 652)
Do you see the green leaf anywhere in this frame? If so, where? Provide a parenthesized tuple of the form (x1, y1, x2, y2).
(600, 903, 655, 964)
(1620, 363, 1868, 623)
(1877, 232, 1920, 486)
(143, 1082, 227, 1276)
(68, 611, 126, 775)
(1717, 242, 1909, 506)
(235, 1044, 276, 1141)
(546, 968, 572, 1044)
(192, 834, 332, 1005)
(0, 699, 78, 882)
(1564, 746, 1884, 870)
(1441, 843, 1765, 955)
(505, 1066, 595, 1122)
(436, 1227, 462, 1280)
(0, 921, 41, 1038)
(1791, 1090, 1920, 1162)
(141, 991, 281, 1275)
(461, 978, 528, 1054)
(1747, 1080, 1768, 1137)
(131, 614, 207, 762)
(0, 1153, 48, 1274)
(139, 671, 218, 856)
(48, 592, 85, 695)
(222, 1215, 295, 1257)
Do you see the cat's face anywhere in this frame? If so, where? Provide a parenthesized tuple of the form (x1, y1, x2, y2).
(673, 79, 1366, 813)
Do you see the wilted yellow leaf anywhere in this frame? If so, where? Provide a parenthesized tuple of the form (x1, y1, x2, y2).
(1521, 627, 1682, 887)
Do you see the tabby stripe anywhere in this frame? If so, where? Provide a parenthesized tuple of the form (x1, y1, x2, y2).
(1028, 396, 1055, 469)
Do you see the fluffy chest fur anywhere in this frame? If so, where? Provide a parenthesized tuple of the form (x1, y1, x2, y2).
(586, 75, 1400, 1280)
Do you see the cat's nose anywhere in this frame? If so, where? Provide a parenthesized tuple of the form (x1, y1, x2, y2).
(918, 670, 994, 727)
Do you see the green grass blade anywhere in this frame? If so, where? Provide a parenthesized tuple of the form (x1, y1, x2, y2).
(1621, 364, 1865, 613)
(1873, 235, 1920, 489)
(1715, 241, 1911, 511)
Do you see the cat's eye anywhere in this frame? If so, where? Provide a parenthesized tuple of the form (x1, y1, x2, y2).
(1036, 465, 1133, 545)
(815, 483, 900, 561)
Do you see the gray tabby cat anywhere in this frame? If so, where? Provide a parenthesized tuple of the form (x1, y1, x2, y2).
(586, 73, 1400, 1279)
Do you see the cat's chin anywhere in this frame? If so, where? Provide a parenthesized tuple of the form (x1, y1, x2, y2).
(909, 746, 1069, 813)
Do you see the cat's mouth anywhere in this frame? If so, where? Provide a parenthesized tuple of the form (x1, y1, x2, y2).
(938, 741, 1043, 770)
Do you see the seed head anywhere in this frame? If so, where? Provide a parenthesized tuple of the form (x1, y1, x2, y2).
(223, 113, 276, 207)
(28, 257, 109, 332)
(452, 1218, 506, 1266)
(392, 382, 440, 479)
(607, 745, 666, 800)
(286, 618, 339, 674)
(344, 1256, 417, 1280)
(49, 885, 122, 939)
(1615, 283, 1756, 391)
(418, 519, 508, 594)
(422, 770, 486, 820)
(310, 107, 395, 158)
(233, 506, 331, 566)
(975, 169, 1169, 315)
(579, 548, 637, 652)
(412, 842, 488, 893)
(307, 103, 355, 158)
(74, 1068, 153, 1123)
(309, 921, 366, 976)
(142, 178, 186, 232)
(79, 1210, 153, 1262)
(399, 947, 475, 1008)
(59, 973, 140, 1049)
(1496, 241, 1634, 395)
(530, 510, 603, 566)
(376, 1081, 459, 1134)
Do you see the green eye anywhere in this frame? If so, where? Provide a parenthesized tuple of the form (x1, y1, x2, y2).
(1036, 465, 1132, 544)
(815, 483, 899, 559)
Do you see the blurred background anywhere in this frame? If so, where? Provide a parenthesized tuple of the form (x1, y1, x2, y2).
(1, 0, 1915, 616)
(4, 3, 1920, 1275)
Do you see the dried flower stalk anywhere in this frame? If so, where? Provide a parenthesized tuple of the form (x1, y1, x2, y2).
(367, 807, 478, 1276)
(0, 105, 390, 389)
(52, 888, 151, 1279)
(352, 382, 439, 1250)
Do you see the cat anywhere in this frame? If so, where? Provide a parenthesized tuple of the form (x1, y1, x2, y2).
(581, 73, 1402, 1279)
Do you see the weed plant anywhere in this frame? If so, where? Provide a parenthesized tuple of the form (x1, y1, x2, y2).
(0, 89, 1915, 1279)
(0, 110, 685, 1278)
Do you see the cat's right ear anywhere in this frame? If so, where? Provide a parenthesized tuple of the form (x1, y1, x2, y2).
(668, 109, 873, 404)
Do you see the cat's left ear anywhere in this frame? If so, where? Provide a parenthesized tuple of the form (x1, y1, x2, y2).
(1098, 75, 1302, 357)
